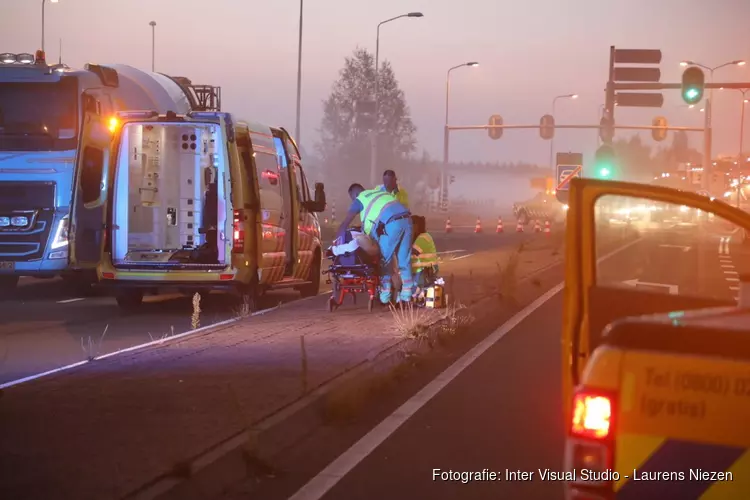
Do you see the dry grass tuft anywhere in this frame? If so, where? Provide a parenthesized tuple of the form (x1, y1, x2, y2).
(389, 302, 433, 340)
(191, 292, 201, 330)
(81, 324, 109, 361)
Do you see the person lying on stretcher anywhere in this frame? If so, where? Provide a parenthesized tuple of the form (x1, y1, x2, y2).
(326, 228, 380, 260)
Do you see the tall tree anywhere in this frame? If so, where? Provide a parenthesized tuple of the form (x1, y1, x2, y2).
(317, 47, 417, 186)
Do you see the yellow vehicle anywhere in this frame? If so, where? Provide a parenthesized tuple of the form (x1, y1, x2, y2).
(562, 178, 750, 499)
(86, 111, 326, 310)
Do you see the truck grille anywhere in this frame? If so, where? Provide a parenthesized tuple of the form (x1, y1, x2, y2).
(0, 182, 56, 262)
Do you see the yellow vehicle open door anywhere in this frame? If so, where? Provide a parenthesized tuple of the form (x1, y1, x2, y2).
(561, 178, 750, 418)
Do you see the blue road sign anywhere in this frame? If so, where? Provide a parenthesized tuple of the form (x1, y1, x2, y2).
(556, 164, 583, 192)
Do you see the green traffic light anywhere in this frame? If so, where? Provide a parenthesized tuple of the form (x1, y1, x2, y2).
(599, 167, 611, 178)
(683, 87, 700, 103)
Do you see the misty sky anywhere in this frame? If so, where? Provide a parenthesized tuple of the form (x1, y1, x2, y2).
(3, 0, 750, 167)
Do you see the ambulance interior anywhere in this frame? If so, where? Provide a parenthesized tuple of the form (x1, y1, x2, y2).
(111, 122, 228, 268)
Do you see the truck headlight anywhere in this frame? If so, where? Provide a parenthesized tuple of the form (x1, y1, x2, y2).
(50, 215, 70, 249)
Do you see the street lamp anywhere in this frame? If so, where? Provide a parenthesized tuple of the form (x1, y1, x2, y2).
(442, 61, 478, 210)
(294, 0, 303, 143)
(679, 59, 745, 190)
(549, 93, 578, 172)
(443, 62, 479, 162)
(41, 0, 59, 53)
(370, 12, 423, 186)
(149, 21, 156, 72)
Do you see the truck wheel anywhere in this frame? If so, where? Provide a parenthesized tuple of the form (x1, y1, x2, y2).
(299, 251, 321, 298)
(116, 290, 143, 311)
(0, 276, 19, 289)
(517, 211, 529, 226)
(0, 276, 19, 298)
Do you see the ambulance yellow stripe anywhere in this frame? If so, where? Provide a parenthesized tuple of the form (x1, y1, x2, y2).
(616, 439, 746, 499)
(700, 448, 750, 499)
(613, 433, 665, 492)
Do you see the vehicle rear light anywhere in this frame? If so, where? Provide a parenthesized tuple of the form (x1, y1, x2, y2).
(571, 389, 612, 440)
(232, 210, 244, 253)
(565, 387, 615, 490)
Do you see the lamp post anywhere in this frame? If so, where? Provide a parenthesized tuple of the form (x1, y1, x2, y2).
(737, 91, 748, 208)
(41, 0, 59, 53)
(149, 21, 156, 72)
(549, 93, 578, 173)
(679, 59, 745, 190)
(370, 12, 423, 186)
(441, 61, 478, 210)
(294, 0, 303, 143)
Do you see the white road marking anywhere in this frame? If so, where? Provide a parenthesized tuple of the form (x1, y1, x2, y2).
(730, 286, 740, 291)
(718, 236, 732, 255)
(287, 238, 641, 500)
(725, 270, 739, 275)
(437, 250, 466, 255)
(450, 253, 474, 261)
(57, 297, 85, 304)
(727, 277, 740, 282)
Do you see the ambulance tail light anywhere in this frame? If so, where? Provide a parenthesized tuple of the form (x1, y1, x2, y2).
(571, 389, 612, 440)
(564, 388, 615, 492)
(232, 210, 244, 253)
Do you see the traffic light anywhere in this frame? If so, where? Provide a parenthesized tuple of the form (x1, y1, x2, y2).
(540, 114, 555, 140)
(594, 145, 615, 179)
(488, 114, 503, 140)
(651, 116, 668, 142)
(681, 66, 705, 105)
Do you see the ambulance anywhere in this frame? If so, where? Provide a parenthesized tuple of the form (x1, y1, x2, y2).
(562, 178, 750, 499)
(94, 111, 326, 309)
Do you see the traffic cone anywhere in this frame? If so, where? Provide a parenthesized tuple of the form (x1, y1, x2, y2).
(495, 217, 503, 233)
(516, 220, 524, 232)
(533, 220, 541, 232)
(445, 217, 452, 233)
(544, 220, 551, 236)
(474, 217, 482, 233)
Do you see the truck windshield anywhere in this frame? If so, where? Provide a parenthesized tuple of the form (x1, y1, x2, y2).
(0, 78, 79, 151)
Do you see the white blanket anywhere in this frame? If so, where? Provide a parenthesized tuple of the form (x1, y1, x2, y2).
(332, 231, 380, 257)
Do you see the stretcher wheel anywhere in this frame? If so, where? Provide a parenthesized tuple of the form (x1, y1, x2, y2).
(368, 297, 375, 312)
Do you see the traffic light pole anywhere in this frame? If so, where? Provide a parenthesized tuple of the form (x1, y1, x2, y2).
(703, 98, 712, 191)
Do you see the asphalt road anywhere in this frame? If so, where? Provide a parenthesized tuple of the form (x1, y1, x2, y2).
(0, 226, 536, 385)
(219, 219, 745, 500)
(597, 220, 741, 302)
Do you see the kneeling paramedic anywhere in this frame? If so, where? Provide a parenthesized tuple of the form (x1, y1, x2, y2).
(410, 215, 439, 294)
(336, 183, 413, 304)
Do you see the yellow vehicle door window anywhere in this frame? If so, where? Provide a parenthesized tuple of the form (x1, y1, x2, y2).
(562, 178, 750, 414)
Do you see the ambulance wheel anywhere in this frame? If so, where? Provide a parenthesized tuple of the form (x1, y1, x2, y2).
(368, 297, 374, 312)
(238, 280, 261, 314)
(116, 290, 143, 311)
(299, 251, 322, 298)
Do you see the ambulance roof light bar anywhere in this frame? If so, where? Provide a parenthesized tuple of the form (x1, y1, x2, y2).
(116, 110, 159, 119)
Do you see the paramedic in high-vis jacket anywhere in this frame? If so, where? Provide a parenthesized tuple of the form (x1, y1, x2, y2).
(379, 169, 409, 208)
(410, 215, 438, 294)
(336, 183, 413, 304)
